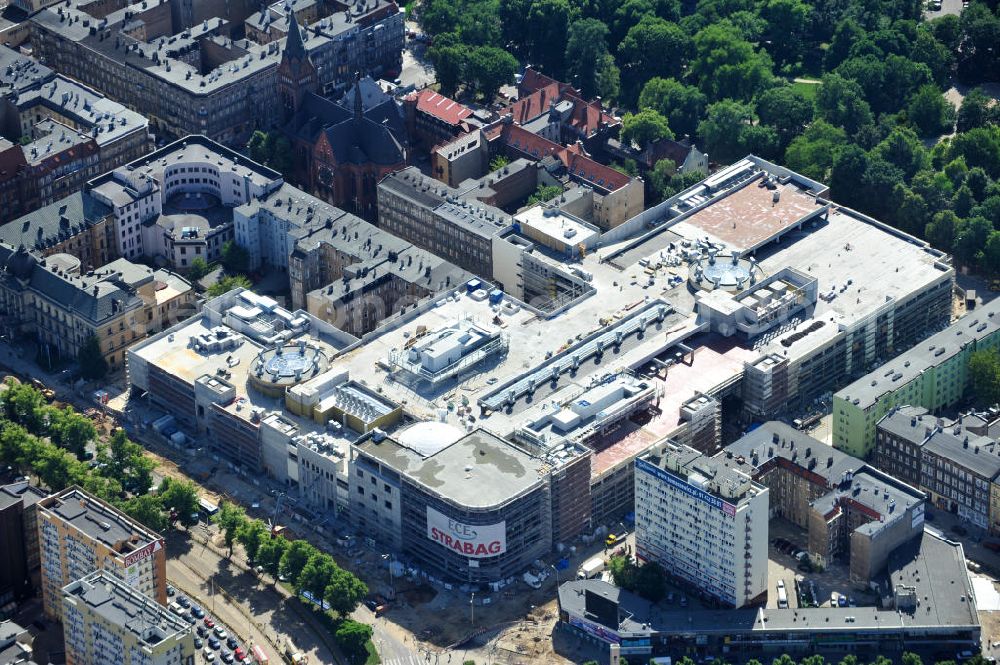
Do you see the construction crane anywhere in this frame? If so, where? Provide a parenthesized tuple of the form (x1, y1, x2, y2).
(268, 491, 285, 536)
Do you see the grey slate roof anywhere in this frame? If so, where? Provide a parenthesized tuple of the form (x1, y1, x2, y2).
(0, 192, 111, 252)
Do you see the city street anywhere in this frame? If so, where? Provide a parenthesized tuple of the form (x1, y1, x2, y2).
(400, 21, 435, 91)
(166, 526, 342, 665)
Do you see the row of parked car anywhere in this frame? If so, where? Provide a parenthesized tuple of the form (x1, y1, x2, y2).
(167, 585, 250, 663)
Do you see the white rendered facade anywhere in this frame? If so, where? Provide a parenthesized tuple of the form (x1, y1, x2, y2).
(634, 443, 769, 608)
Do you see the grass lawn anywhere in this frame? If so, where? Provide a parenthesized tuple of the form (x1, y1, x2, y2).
(791, 80, 819, 100)
(365, 640, 381, 665)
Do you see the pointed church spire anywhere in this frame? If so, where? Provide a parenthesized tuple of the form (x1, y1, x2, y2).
(353, 72, 363, 122)
(284, 9, 307, 62)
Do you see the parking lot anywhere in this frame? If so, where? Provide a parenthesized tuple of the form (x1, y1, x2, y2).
(166, 584, 252, 664)
(766, 518, 880, 611)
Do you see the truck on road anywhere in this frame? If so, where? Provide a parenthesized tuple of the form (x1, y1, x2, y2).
(578, 556, 605, 580)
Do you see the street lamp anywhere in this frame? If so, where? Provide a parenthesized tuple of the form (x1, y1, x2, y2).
(470, 591, 475, 628)
(550, 564, 561, 587)
(381, 553, 395, 599)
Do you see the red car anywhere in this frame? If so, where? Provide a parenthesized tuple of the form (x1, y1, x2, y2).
(234, 648, 245, 661)
(984, 541, 1000, 553)
(204, 618, 215, 628)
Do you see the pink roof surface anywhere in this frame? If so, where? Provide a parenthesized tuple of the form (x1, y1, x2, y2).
(413, 89, 473, 126)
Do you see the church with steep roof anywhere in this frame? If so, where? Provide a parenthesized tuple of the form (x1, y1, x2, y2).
(277, 12, 407, 220)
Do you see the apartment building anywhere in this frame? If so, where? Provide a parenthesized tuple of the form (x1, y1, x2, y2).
(634, 440, 769, 608)
(724, 422, 926, 585)
(834, 297, 1000, 459)
(0, 192, 117, 270)
(63, 570, 195, 665)
(0, 481, 47, 615)
(377, 167, 511, 278)
(37, 487, 167, 621)
(30, 0, 403, 144)
(0, 244, 194, 370)
(0, 46, 151, 219)
(878, 406, 1000, 533)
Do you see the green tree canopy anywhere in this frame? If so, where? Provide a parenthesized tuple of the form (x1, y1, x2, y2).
(78, 334, 108, 381)
(565, 19, 613, 99)
(621, 108, 674, 148)
(220, 241, 250, 275)
(334, 620, 373, 663)
(206, 274, 253, 299)
(638, 78, 706, 138)
(907, 85, 955, 137)
(690, 23, 774, 101)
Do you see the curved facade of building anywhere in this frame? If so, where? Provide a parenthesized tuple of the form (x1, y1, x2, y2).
(350, 426, 587, 584)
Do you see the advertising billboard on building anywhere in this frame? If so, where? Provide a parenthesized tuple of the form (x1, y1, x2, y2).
(426, 507, 506, 558)
(636, 457, 736, 516)
(123, 540, 161, 586)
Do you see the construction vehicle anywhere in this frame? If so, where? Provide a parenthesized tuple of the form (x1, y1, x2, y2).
(283, 639, 308, 664)
(31, 379, 55, 400)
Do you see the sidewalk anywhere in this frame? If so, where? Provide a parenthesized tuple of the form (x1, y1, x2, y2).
(183, 525, 349, 665)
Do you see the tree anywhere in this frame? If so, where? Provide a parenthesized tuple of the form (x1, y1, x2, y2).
(606, 555, 636, 588)
(102, 429, 154, 496)
(908, 85, 955, 138)
(901, 652, 923, 665)
(213, 501, 248, 557)
(755, 86, 813, 146)
(465, 46, 518, 100)
(815, 74, 874, 136)
(159, 477, 201, 527)
(220, 241, 250, 275)
(526, 184, 564, 207)
(949, 126, 1000, 179)
(638, 78, 706, 138)
(873, 127, 929, 181)
(698, 99, 754, 163)
(279, 539, 317, 583)
(34, 443, 84, 491)
(1, 380, 45, 432)
(953, 216, 993, 268)
(784, 121, 849, 182)
(984, 231, 1000, 277)
(824, 18, 866, 71)
(621, 109, 673, 148)
(690, 24, 773, 101)
(247, 130, 269, 164)
(47, 407, 96, 460)
(256, 536, 290, 581)
(78, 334, 107, 381)
(565, 19, 612, 99)
(324, 567, 369, 616)
(427, 39, 466, 96)
(617, 17, 689, 99)
(526, 0, 575, 75)
(633, 561, 666, 601)
(121, 494, 168, 532)
(236, 519, 270, 564)
(956, 2, 1000, 84)
(759, 0, 812, 67)
(187, 257, 210, 281)
(489, 155, 509, 172)
(334, 620, 372, 663)
(649, 165, 703, 202)
(206, 274, 253, 298)
(593, 54, 620, 102)
(296, 551, 337, 601)
(957, 88, 995, 133)
(925, 210, 960, 252)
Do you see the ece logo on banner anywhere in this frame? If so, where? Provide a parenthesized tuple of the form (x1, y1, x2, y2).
(426, 506, 506, 558)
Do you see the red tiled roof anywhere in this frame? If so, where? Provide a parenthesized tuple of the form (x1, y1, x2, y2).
(493, 124, 630, 192)
(518, 67, 578, 97)
(509, 82, 561, 125)
(411, 89, 472, 126)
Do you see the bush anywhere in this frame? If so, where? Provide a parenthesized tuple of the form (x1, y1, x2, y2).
(334, 620, 373, 664)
